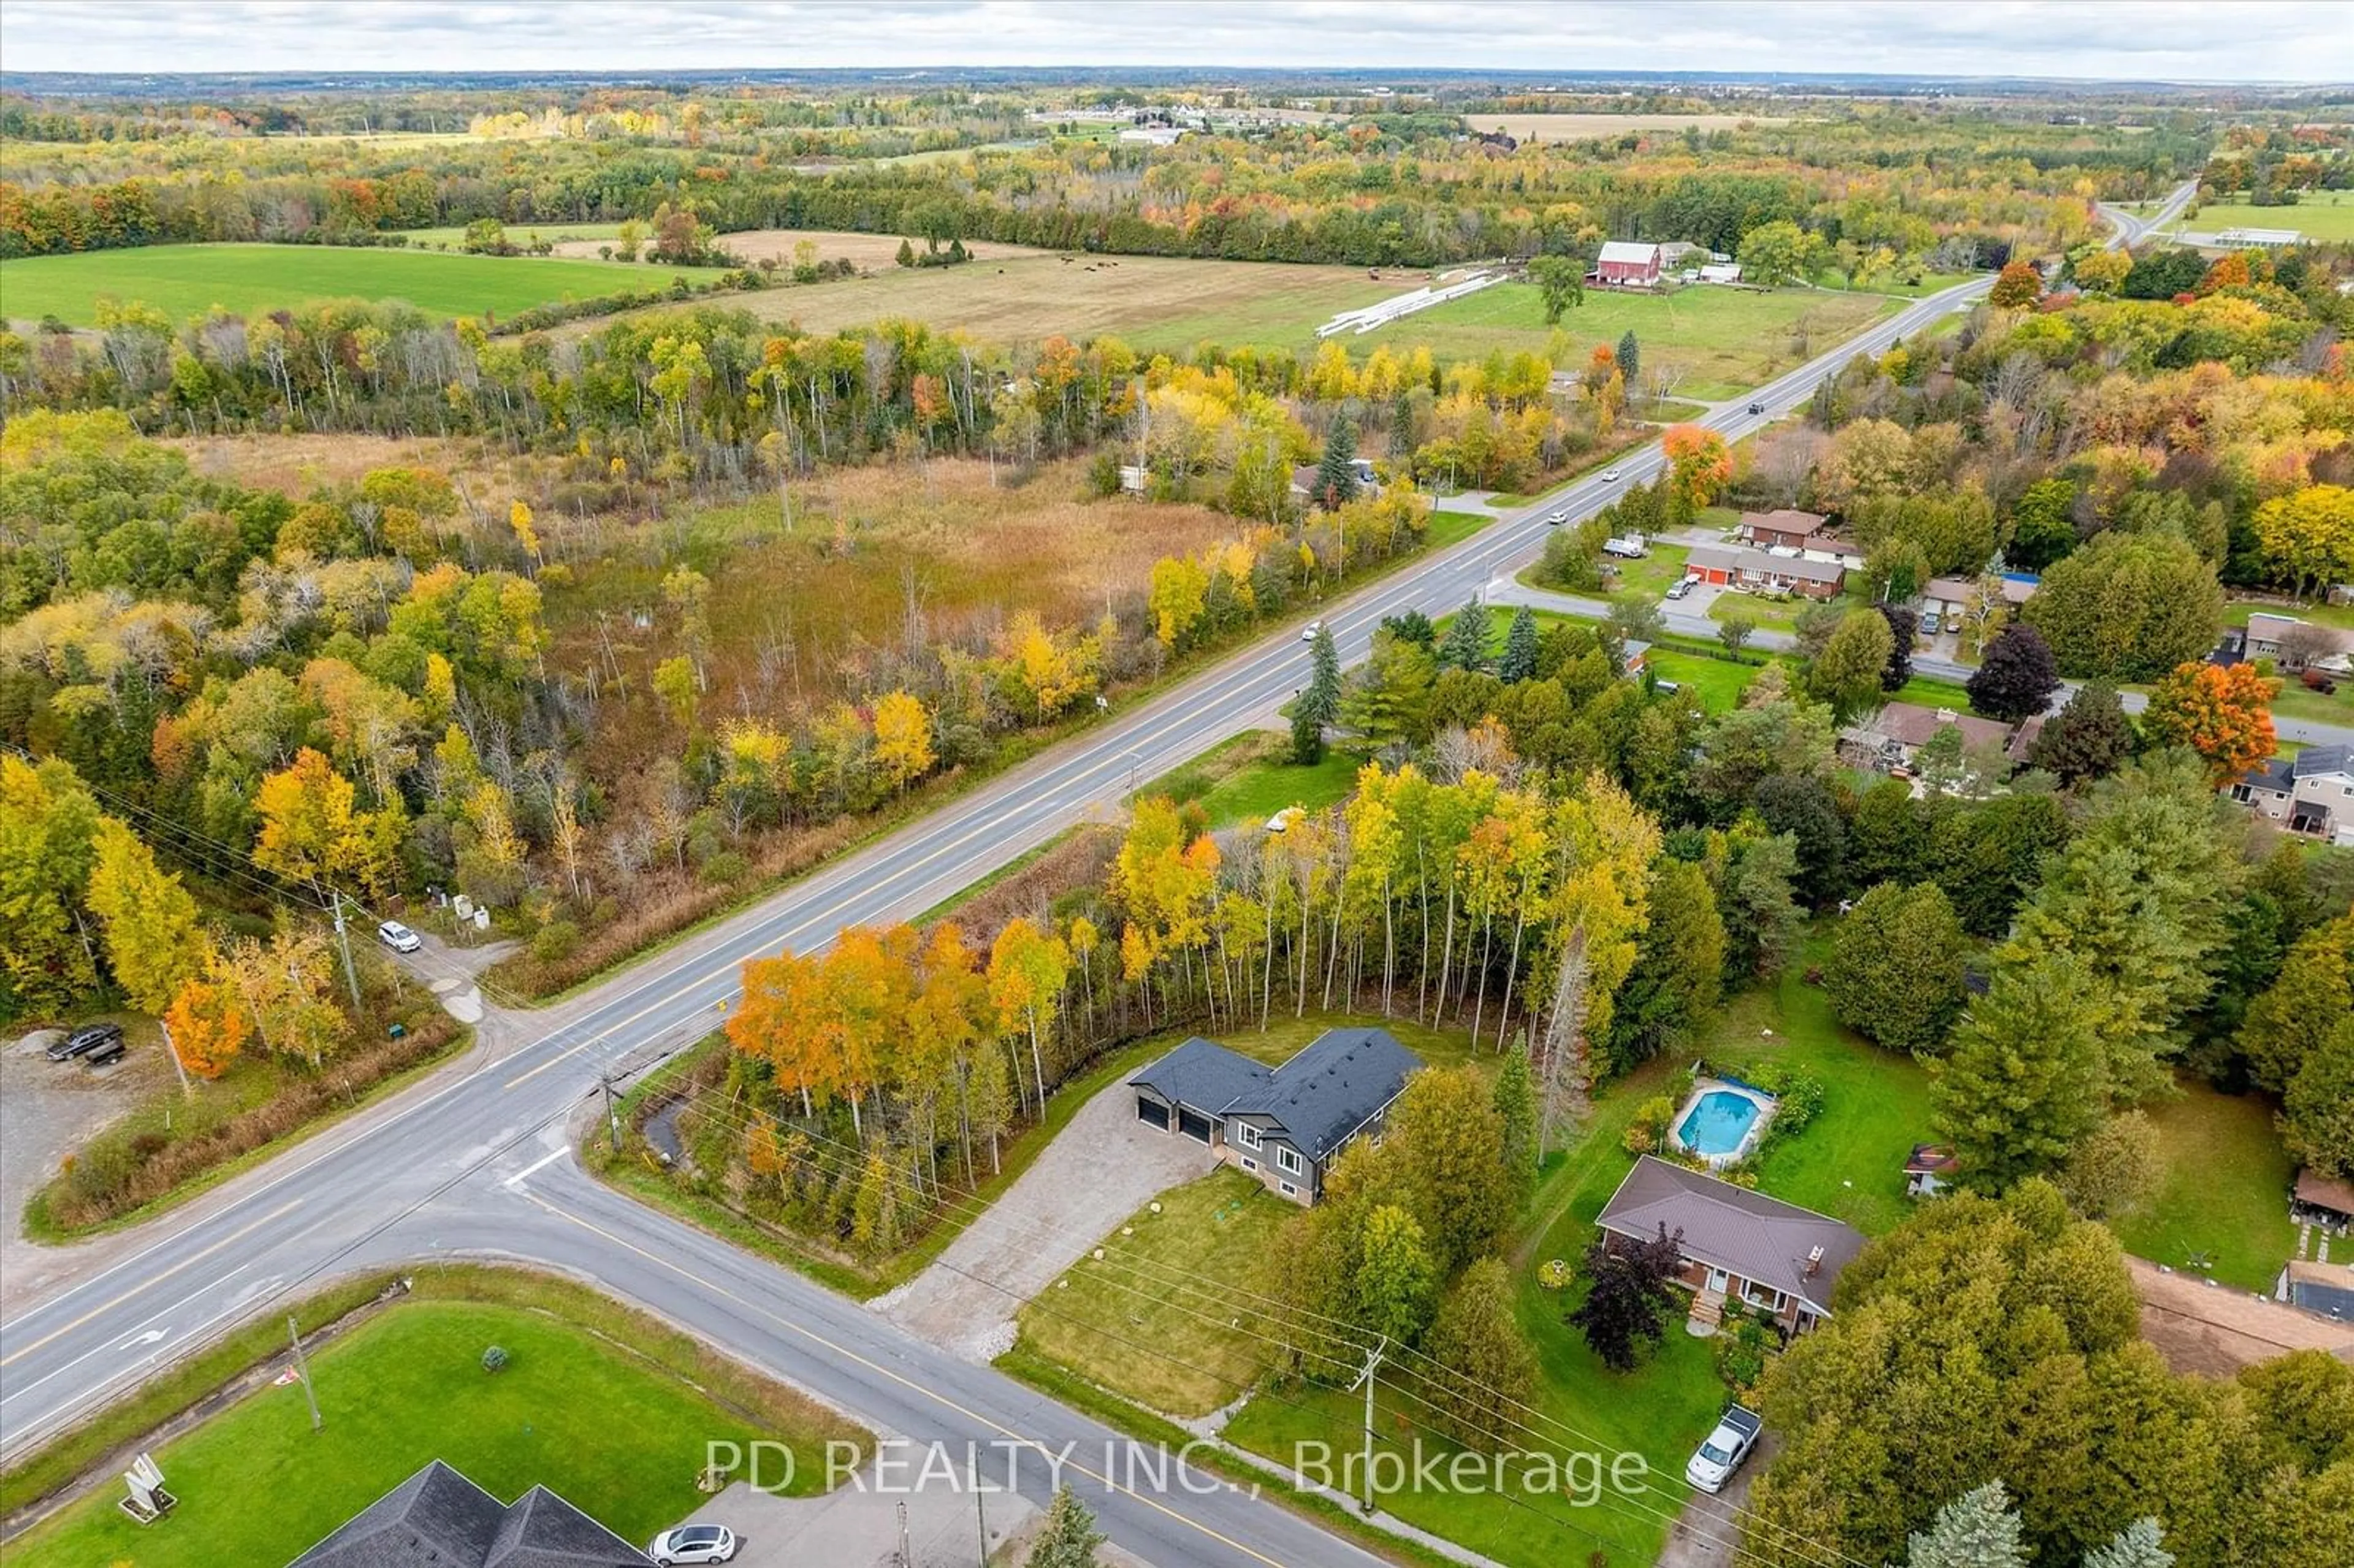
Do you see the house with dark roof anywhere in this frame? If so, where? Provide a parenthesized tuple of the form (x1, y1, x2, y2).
(1736, 509, 1832, 552)
(286, 1460, 651, 1567)
(1129, 1028, 1421, 1203)
(1837, 700, 2024, 783)
(1595, 1156, 1865, 1335)
(2230, 744, 2354, 844)
(1683, 542, 1847, 599)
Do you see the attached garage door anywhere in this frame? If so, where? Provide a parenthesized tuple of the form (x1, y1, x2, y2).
(1136, 1096, 1170, 1130)
(1176, 1106, 1214, 1143)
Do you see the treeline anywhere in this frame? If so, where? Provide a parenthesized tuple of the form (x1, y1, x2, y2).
(1, 91, 2149, 264)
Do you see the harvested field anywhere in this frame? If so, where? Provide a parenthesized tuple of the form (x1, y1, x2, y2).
(549, 227, 1035, 267)
(627, 249, 1396, 352)
(163, 431, 501, 497)
(1469, 112, 1790, 140)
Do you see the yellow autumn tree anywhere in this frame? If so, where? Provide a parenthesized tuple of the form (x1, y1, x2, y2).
(85, 817, 209, 1013)
(872, 690, 935, 791)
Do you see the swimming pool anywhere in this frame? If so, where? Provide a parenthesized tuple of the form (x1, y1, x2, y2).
(1676, 1090, 1764, 1159)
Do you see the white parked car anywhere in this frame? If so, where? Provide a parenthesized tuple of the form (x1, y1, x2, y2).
(1686, 1406, 1763, 1494)
(648, 1524, 739, 1565)
(376, 919, 422, 954)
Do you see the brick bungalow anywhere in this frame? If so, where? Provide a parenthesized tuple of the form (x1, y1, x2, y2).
(1737, 508, 1833, 552)
(1685, 542, 1846, 599)
(1595, 1156, 1864, 1335)
(1129, 1028, 1421, 1204)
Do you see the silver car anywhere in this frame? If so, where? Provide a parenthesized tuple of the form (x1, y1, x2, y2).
(648, 1524, 738, 1565)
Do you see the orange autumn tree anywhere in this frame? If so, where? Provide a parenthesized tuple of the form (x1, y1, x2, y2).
(1660, 424, 1733, 519)
(162, 974, 251, 1080)
(2145, 660, 2277, 784)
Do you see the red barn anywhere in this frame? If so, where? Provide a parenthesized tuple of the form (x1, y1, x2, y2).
(1593, 241, 1663, 287)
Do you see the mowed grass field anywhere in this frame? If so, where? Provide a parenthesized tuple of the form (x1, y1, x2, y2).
(0, 242, 698, 325)
(1357, 281, 1902, 400)
(1468, 111, 1789, 139)
(696, 249, 1398, 351)
(2168, 190, 2354, 243)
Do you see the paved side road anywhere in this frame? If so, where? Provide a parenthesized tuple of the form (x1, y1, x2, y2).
(872, 1078, 1214, 1363)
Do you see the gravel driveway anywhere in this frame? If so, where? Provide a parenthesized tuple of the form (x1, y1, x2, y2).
(1658, 1430, 1775, 1568)
(872, 1074, 1214, 1362)
(1, 1024, 164, 1308)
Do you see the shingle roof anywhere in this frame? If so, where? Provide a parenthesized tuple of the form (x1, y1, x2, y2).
(2244, 744, 2354, 791)
(288, 1461, 650, 1568)
(1869, 700, 2012, 752)
(1129, 1036, 1271, 1112)
(1224, 1028, 1424, 1159)
(1740, 508, 1829, 539)
(1130, 1029, 1421, 1159)
(1596, 1156, 1865, 1315)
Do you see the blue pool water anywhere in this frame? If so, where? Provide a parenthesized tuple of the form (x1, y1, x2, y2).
(1677, 1090, 1762, 1157)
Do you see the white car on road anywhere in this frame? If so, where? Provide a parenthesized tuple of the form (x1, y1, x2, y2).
(1602, 468, 1623, 482)
(376, 919, 423, 954)
(648, 1524, 739, 1564)
(1301, 620, 1325, 643)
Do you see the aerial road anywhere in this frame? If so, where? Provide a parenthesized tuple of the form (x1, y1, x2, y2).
(1, 200, 2192, 1563)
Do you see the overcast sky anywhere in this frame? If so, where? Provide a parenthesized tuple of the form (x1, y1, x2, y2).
(0, 1, 2341, 83)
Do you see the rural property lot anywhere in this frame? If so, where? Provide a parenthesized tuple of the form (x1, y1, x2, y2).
(717, 249, 1396, 351)
(1357, 280, 1901, 400)
(2164, 189, 2354, 243)
(0, 242, 697, 326)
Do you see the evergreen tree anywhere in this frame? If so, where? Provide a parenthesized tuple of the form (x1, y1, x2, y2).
(1933, 953, 2108, 1186)
(1616, 330, 1640, 384)
(2081, 1518, 2173, 1568)
(1422, 1258, 1539, 1451)
(894, 237, 916, 267)
(1026, 1486, 1105, 1568)
(1351, 1203, 1438, 1347)
(1602, 858, 1724, 1073)
(1439, 597, 1493, 673)
(1491, 1035, 1539, 1192)
(1827, 881, 1970, 1055)
(1906, 1482, 2028, 1568)
(1498, 605, 1541, 683)
(1293, 622, 1344, 763)
(2029, 680, 2135, 785)
(1314, 416, 1362, 508)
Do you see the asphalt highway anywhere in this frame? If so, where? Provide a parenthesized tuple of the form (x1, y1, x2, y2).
(0, 192, 2193, 1565)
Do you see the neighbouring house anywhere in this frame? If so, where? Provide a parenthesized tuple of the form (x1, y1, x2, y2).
(1921, 574, 2038, 630)
(1594, 1155, 1865, 1335)
(1697, 261, 1744, 285)
(1592, 240, 1664, 287)
(288, 1460, 651, 1567)
(2244, 611, 2354, 673)
(1129, 1027, 1421, 1204)
(1838, 700, 2021, 778)
(1622, 639, 1653, 679)
(1289, 457, 1381, 504)
(2230, 745, 2354, 845)
(1904, 1143, 1960, 1198)
(1737, 508, 1834, 551)
(1685, 542, 1846, 599)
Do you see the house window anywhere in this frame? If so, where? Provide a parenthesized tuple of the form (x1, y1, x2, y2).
(1741, 1283, 1785, 1312)
(1276, 1145, 1303, 1176)
(1235, 1122, 1262, 1151)
(2231, 785, 2253, 803)
(1278, 1181, 1298, 1198)
(1241, 1157, 1258, 1172)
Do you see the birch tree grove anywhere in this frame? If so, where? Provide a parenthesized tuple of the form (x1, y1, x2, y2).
(719, 759, 1670, 1258)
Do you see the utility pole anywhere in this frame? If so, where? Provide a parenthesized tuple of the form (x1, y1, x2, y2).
(972, 1448, 988, 1568)
(1350, 1335, 1387, 1517)
(157, 1018, 194, 1102)
(288, 1315, 322, 1433)
(330, 894, 364, 1011)
(600, 1073, 621, 1153)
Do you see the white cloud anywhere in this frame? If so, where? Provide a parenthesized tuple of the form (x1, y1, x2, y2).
(0, 0, 2341, 82)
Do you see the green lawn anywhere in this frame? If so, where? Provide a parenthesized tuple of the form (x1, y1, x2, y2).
(2108, 1077, 2301, 1292)
(1645, 649, 1757, 713)
(1356, 282, 1902, 401)
(2166, 191, 2354, 244)
(2269, 682, 2354, 730)
(1428, 509, 1496, 547)
(1599, 542, 1690, 603)
(0, 243, 699, 325)
(1889, 674, 1974, 712)
(1015, 1168, 1295, 1417)
(2223, 598, 2354, 634)
(10, 1293, 856, 1568)
(396, 221, 632, 249)
(1140, 730, 1363, 828)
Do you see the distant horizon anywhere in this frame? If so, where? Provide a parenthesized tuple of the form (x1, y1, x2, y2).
(0, 1, 2345, 86)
